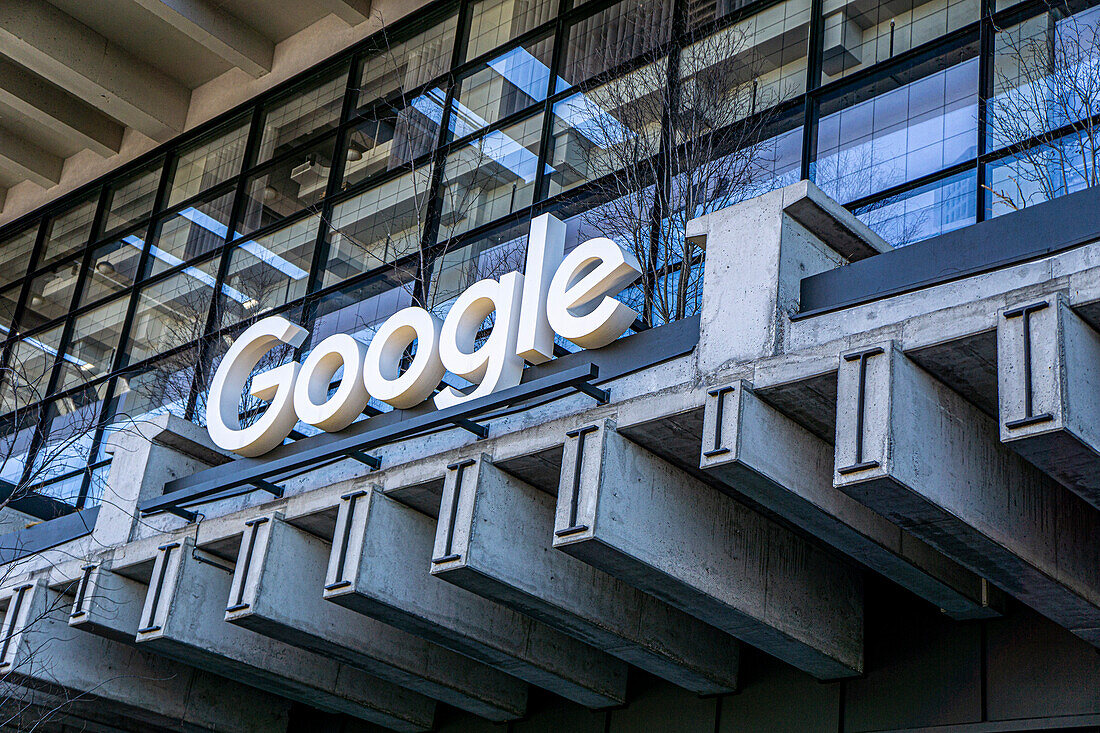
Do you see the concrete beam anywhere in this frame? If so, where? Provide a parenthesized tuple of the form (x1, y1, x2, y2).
(0, 57, 123, 157)
(68, 561, 146, 644)
(2, 579, 290, 732)
(224, 512, 528, 721)
(0, 130, 62, 188)
(129, 0, 273, 77)
(327, 0, 374, 25)
(700, 381, 1002, 619)
(834, 342, 1100, 644)
(431, 455, 741, 695)
(553, 420, 864, 680)
(323, 486, 629, 708)
(0, 0, 189, 141)
(998, 294, 1100, 509)
(135, 537, 437, 731)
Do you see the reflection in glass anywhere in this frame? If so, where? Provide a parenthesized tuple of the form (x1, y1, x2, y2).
(814, 55, 978, 203)
(466, 0, 556, 61)
(358, 15, 457, 108)
(429, 219, 529, 309)
(985, 130, 1100, 216)
(438, 114, 544, 242)
(342, 98, 441, 188)
(168, 116, 250, 207)
(223, 216, 318, 322)
(855, 168, 976, 244)
(83, 231, 145, 307)
(0, 226, 38, 290)
(148, 189, 234, 276)
(820, 0, 977, 82)
(126, 259, 220, 366)
(0, 287, 20, 332)
(29, 397, 101, 491)
(0, 415, 37, 485)
(102, 160, 163, 235)
(41, 195, 97, 268)
(455, 36, 555, 131)
(25, 258, 82, 329)
(326, 168, 432, 288)
(239, 136, 337, 234)
(310, 270, 415, 346)
(561, 0, 673, 87)
(56, 296, 128, 391)
(257, 62, 350, 164)
(109, 354, 195, 430)
(3, 325, 64, 412)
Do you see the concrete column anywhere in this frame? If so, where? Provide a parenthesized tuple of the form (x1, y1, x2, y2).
(998, 293, 1100, 509)
(553, 420, 864, 680)
(834, 342, 1100, 644)
(2, 579, 289, 732)
(700, 380, 1002, 619)
(135, 537, 437, 731)
(323, 486, 628, 708)
(224, 512, 528, 721)
(95, 413, 230, 546)
(688, 179, 889, 372)
(431, 455, 740, 694)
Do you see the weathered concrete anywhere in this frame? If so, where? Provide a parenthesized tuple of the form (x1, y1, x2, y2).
(700, 380, 1001, 619)
(834, 342, 1100, 644)
(323, 486, 629, 708)
(135, 537, 437, 731)
(430, 455, 741, 694)
(2, 579, 289, 732)
(688, 180, 889, 373)
(67, 561, 146, 644)
(553, 420, 864, 680)
(998, 293, 1100, 509)
(225, 512, 529, 720)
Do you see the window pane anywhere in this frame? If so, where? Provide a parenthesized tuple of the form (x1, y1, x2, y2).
(438, 114, 544, 241)
(466, 0, 556, 61)
(257, 62, 350, 164)
(454, 35, 555, 132)
(24, 258, 82, 329)
(110, 352, 196, 428)
(3, 326, 64, 411)
(358, 14, 457, 108)
(81, 228, 145, 307)
(0, 413, 38, 485)
(343, 95, 442, 189)
(0, 225, 38, 290)
(29, 398, 102, 491)
(985, 130, 1099, 215)
(0, 286, 20, 335)
(820, 0, 978, 83)
(223, 216, 318, 321)
(148, 189, 234, 277)
(56, 296, 128, 392)
(126, 259, 220, 366)
(310, 270, 416, 344)
(813, 53, 979, 203)
(238, 136, 337, 235)
(41, 195, 97, 268)
(855, 168, 976, 244)
(990, 5, 1100, 152)
(561, 0, 674, 88)
(168, 116, 250, 207)
(325, 167, 432, 288)
(429, 218, 529, 309)
(102, 160, 163, 234)
(547, 60, 667, 195)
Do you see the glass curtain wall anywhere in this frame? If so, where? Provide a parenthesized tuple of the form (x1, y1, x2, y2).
(0, 0, 1093, 513)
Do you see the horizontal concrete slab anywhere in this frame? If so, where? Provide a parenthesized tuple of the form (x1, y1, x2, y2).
(998, 294, 1100, 509)
(835, 342, 1100, 643)
(5, 579, 289, 732)
(135, 537, 437, 731)
(224, 512, 528, 721)
(430, 455, 740, 694)
(553, 420, 864, 680)
(700, 380, 1001, 619)
(323, 486, 629, 708)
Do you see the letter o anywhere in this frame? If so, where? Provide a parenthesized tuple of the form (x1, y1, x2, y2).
(293, 334, 370, 432)
(364, 307, 445, 409)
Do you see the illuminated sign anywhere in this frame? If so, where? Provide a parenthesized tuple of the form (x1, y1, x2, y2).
(206, 214, 642, 457)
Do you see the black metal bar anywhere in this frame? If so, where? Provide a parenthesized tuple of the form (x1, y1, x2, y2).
(70, 564, 96, 617)
(138, 542, 179, 634)
(433, 458, 475, 563)
(325, 490, 367, 591)
(556, 424, 598, 537)
(143, 362, 605, 516)
(703, 386, 735, 458)
(0, 584, 31, 667)
(1003, 301, 1054, 430)
(837, 347, 884, 475)
(251, 480, 284, 497)
(226, 517, 268, 612)
(348, 451, 382, 469)
(451, 417, 490, 438)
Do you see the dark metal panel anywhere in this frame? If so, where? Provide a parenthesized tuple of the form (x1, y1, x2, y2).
(798, 184, 1100, 317)
(0, 506, 99, 564)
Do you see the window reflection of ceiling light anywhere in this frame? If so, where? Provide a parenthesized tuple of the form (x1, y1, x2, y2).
(262, 185, 279, 202)
(347, 147, 364, 162)
(177, 208, 308, 281)
(96, 261, 116, 275)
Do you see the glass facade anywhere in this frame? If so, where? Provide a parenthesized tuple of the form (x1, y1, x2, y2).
(0, 0, 1095, 512)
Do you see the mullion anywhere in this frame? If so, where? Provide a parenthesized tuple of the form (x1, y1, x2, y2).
(976, 0, 995, 222)
(534, 0, 572, 203)
(801, 0, 825, 181)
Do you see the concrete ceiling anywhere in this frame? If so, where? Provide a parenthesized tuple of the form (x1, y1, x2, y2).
(0, 0, 374, 214)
